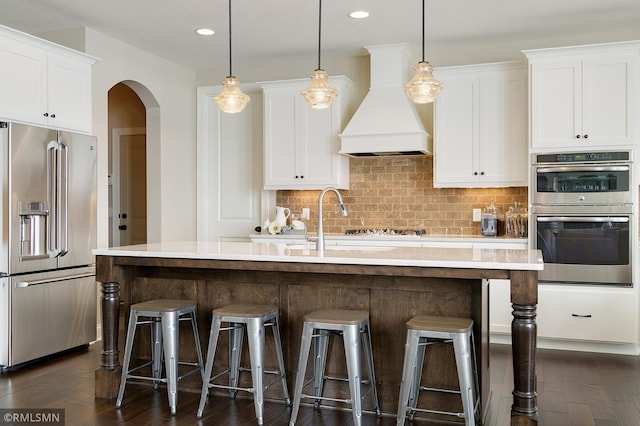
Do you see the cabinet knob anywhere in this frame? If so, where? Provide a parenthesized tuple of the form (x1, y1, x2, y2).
(473, 171, 478, 176)
(50, 113, 55, 118)
(583, 134, 588, 139)
(576, 134, 581, 138)
(480, 171, 485, 175)
(43, 112, 49, 117)
(295, 175, 304, 179)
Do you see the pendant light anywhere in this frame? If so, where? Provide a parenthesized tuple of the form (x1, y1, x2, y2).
(301, 0, 338, 109)
(215, 0, 250, 113)
(404, 0, 443, 104)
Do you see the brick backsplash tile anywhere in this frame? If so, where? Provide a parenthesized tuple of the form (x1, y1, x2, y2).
(276, 156, 527, 236)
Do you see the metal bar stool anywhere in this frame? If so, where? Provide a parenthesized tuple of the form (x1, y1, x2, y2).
(197, 304, 290, 425)
(396, 315, 480, 426)
(289, 309, 381, 426)
(116, 299, 204, 415)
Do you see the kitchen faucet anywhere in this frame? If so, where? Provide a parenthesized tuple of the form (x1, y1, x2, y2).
(316, 187, 347, 253)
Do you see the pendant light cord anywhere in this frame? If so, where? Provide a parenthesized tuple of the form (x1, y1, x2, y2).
(421, 0, 425, 62)
(228, 0, 233, 76)
(317, 0, 322, 70)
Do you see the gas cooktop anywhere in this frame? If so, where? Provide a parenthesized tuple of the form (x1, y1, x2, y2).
(344, 229, 426, 236)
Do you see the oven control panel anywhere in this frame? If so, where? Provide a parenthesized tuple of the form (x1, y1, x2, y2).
(535, 151, 630, 164)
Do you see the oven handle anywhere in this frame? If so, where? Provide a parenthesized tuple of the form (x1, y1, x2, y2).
(535, 165, 629, 173)
(536, 216, 629, 223)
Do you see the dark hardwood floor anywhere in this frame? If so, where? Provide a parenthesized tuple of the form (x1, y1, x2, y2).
(2, 342, 640, 425)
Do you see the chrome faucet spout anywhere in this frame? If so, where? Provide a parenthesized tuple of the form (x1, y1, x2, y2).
(317, 187, 347, 253)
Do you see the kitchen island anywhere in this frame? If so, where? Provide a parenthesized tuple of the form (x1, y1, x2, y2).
(93, 241, 542, 423)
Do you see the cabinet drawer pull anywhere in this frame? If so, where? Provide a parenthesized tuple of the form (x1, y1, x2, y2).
(571, 313, 592, 318)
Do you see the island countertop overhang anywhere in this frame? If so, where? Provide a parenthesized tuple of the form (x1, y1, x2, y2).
(93, 240, 543, 271)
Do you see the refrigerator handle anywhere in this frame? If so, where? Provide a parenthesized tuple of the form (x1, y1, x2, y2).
(59, 142, 68, 256)
(47, 140, 62, 258)
(13, 272, 95, 288)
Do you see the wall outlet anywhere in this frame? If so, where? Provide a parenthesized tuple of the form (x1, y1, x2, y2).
(472, 208, 482, 222)
(301, 208, 310, 219)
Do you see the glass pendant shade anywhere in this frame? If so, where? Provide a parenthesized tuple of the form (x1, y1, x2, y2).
(215, 76, 250, 113)
(301, 69, 338, 109)
(404, 61, 443, 104)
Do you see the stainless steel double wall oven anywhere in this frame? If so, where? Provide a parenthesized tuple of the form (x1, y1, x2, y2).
(532, 151, 633, 286)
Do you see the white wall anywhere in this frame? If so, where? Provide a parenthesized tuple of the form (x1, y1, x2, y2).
(82, 28, 196, 247)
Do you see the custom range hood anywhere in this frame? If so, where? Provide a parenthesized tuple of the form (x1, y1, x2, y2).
(339, 44, 432, 157)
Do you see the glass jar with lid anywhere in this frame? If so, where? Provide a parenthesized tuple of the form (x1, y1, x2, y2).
(506, 202, 528, 238)
(481, 201, 499, 237)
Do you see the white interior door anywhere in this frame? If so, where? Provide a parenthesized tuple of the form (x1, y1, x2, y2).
(111, 127, 147, 246)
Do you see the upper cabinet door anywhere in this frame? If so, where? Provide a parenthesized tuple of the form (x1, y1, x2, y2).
(529, 59, 582, 150)
(47, 54, 93, 133)
(478, 69, 527, 185)
(433, 74, 477, 186)
(581, 53, 637, 147)
(299, 101, 337, 186)
(263, 92, 298, 186)
(0, 38, 47, 126)
(527, 45, 638, 151)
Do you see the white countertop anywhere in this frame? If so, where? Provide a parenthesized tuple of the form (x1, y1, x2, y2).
(93, 240, 543, 271)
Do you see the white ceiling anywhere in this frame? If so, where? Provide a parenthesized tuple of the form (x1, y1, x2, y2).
(1, 0, 640, 71)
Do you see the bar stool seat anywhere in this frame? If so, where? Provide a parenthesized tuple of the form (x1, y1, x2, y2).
(289, 309, 381, 426)
(197, 304, 290, 425)
(396, 315, 480, 425)
(116, 299, 204, 415)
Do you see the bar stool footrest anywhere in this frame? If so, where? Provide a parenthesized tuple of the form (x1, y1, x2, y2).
(300, 393, 352, 405)
(125, 362, 202, 383)
(408, 406, 466, 419)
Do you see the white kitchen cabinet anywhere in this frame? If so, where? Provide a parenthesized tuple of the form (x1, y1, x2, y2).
(0, 25, 96, 133)
(525, 41, 639, 151)
(491, 283, 639, 344)
(197, 84, 269, 241)
(260, 77, 352, 190)
(536, 285, 637, 343)
(434, 61, 527, 188)
(489, 279, 512, 334)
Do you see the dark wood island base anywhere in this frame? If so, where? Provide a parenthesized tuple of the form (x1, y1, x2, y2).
(94, 253, 538, 423)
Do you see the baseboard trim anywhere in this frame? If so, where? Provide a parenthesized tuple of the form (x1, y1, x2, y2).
(490, 333, 640, 355)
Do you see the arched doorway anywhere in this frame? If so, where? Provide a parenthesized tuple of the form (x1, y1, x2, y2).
(108, 82, 147, 247)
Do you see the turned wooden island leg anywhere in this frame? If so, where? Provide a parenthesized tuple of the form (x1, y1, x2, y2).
(95, 254, 123, 399)
(509, 270, 538, 419)
(95, 281, 121, 398)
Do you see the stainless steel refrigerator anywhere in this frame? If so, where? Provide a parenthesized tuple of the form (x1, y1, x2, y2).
(0, 121, 97, 369)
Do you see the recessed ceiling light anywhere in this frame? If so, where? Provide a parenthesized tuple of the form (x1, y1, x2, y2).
(196, 28, 215, 36)
(349, 10, 369, 19)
